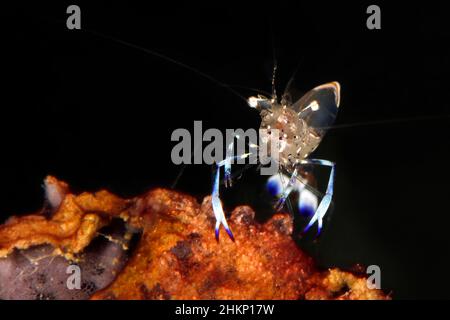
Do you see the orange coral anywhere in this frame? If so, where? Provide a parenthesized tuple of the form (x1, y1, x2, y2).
(0, 177, 389, 300)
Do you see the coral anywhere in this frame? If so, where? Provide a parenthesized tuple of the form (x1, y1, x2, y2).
(0, 177, 389, 300)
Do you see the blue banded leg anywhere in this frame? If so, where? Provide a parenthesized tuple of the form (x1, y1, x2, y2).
(299, 159, 335, 235)
(212, 153, 251, 241)
(224, 137, 235, 188)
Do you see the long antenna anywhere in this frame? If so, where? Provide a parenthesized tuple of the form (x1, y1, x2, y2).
(82, 28, 250, 105)
(324, 114, 450, 131)
(269, 16, 278, 100)
(271, 63, 278, 99)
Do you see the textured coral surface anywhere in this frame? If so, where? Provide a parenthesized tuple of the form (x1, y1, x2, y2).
(0, 177, 389, 300)
(93, 189, 316, 299)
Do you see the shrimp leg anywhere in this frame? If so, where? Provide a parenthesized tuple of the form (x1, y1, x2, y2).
(299, 159, 335, 235)
(274, 167, 299, 211)
(212, 153, 251, 241)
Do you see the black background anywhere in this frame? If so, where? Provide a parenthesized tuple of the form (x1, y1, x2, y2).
(2, 1, 450, 299)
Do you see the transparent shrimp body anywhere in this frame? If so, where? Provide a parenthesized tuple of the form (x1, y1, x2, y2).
(213, 82, 341, 240)
(250, 82, 341, 170)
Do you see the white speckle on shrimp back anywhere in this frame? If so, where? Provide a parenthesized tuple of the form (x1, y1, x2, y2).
(250, 81, 340, 170)
(260, 105, 321, 167)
